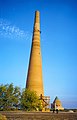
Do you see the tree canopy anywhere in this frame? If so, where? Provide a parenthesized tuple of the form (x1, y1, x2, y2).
(0, 83, 42, 111)
(21, 89, 43, 111)
(0, 83, 21, 110)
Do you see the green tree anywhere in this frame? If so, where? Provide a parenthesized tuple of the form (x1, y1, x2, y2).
(0, 84, 7, 110)
(12, 86, 21, 109)
(21, 89, 43, 111)
(0, 83, 21, 110)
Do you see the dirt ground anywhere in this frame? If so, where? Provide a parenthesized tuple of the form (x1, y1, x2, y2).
(0, 111, 77, 120)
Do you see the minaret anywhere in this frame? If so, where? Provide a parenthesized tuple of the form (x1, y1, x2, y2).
(26, 11, 44, 96)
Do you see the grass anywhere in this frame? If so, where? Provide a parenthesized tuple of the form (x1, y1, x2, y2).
(0, 111, 77, 120)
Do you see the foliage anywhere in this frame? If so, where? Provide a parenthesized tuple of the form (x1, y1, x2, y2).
(0, 84, 42, 111)
(21, 89, 43, 111)
(0, 114, 7, 120)
(0, 83, 21, 110)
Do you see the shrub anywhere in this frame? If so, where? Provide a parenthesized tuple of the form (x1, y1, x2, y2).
(0, 114, 7, 120)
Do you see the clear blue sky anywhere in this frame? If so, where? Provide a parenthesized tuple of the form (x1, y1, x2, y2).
(0, 0, 77, 109)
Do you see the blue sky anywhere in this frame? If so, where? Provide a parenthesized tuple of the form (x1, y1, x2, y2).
(0, 0, 77, 108)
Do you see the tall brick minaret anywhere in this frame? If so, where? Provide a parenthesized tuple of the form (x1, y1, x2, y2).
(26, 11, 44, 96)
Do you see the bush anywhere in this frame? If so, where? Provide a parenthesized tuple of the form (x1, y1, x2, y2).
(0, 114, 7, 120)
(21, 89, 43, 111)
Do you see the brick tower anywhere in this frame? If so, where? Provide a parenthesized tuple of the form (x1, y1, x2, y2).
(26, 11, 44, 96)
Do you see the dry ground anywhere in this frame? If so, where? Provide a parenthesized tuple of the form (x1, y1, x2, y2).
(0, 111, 77, 120)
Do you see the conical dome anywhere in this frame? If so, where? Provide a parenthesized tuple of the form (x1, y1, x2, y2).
(53, 96, 64, 110)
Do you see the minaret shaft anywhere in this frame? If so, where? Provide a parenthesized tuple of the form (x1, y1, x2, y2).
(26, 11, 44, 96)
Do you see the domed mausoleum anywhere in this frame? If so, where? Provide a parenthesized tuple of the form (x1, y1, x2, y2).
(51, 96, 64, 110)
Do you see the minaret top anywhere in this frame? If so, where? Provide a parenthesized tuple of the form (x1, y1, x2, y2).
(35, 10, 39, 13)
(34, 10, 40, 31)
